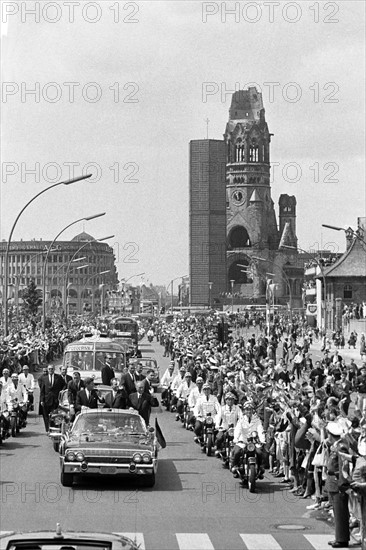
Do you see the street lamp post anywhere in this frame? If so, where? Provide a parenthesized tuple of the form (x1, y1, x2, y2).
(208, 281, 213, 309)
(42, 212, 105, 330)
(120, 273, 145, 315)
(80, 270, 110, 314)
(322, 224, 366, 246)
(281, 244, 327, 334)
(3, 173, 92, 335)
(230, 279, 235, 314)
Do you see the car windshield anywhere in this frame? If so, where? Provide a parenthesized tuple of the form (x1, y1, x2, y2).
(72, 413, 145, 435)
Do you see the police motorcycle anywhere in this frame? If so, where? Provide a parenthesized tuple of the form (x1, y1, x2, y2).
(200, 412, 216, 456)
(0, 410, 10, 443)
(181, 399, 192, 430)
(8, 399, 27, 437)
(220, 423, 235, 468)
(147, 329, 154, 343)
(236, 430, 263, 493)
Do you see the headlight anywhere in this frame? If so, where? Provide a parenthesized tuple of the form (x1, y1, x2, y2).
(247, 443, 255, 452)
(206, 417, 213, 425)
(75, 452, 85, 462)
(228, 428, 234, 437)
(66, 451, 76, 461)
(133, 453, 142, 463)
(142, 453, 152, 463)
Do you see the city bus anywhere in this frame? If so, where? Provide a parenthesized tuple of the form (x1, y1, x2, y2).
(108, 316, 140, 354)
(63, 334, 128, 384)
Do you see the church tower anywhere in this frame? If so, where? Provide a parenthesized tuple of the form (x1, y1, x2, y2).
(225, 87, 280, 291)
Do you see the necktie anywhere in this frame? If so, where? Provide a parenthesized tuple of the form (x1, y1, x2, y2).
(49, 375, 53, 386)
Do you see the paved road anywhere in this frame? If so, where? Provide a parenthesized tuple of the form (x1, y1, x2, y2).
(1, 337, 335, 550)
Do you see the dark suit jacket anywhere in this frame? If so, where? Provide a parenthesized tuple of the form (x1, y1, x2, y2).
(128, 391, 152, 425)
(104, 389, 128, 409)
(67, 379, 85, 405)
(121, 372, 137, 395)
(101, 365, 115, 386)
(75, 388, 101, 412)
(60, 374, 72, 388)
(40, 373, 65, 411)
(134, 373, 146, 382)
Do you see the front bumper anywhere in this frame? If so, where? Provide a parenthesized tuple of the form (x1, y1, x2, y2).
(61, 460, 156, 476)
(48, 428, 61, 440)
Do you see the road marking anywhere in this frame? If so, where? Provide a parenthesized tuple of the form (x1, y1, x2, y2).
(240, 534, 282, 550)
(176, 533, 214, 550)
(304, 534, 333, 549)
(114, 533, 145, 549)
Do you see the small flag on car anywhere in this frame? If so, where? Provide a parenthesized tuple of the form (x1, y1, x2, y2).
(155, 418, 166, 449)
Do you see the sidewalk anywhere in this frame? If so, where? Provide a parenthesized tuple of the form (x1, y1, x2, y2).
(307, 338, 364, 366)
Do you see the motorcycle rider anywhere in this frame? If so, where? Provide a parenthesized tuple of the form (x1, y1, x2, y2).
(147, 328, 154, 342)
(215, 392, 241, 457)
(18, 365, 35, 411)
(0, 380, 10, 438)
(0, 368, 11, 392)
(176, 372, 196, 422)
(170, 366, 186, 411)
(231, 401, 265, 479)
(160, 362, 175, 407)
(6, 373, 28, 428)
(193, 383, 220, 444)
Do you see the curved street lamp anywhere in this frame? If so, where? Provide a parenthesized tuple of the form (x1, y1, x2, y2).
(3, 173, 92, 335)
(42, 212, 105, 330)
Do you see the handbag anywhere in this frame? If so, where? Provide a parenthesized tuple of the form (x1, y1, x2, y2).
(311, 443, 327, 467)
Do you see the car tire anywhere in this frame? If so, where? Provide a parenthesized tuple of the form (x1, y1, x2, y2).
(206, 434, 213, 456)
(248, 464, 256, 493)
(53, 440, 59, 453)
(61, 470, 73, 487)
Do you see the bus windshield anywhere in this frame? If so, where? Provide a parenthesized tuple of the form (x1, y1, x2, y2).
(64, 350, 125, 372)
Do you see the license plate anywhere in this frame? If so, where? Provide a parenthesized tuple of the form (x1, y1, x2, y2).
(100, 466, 116, 474)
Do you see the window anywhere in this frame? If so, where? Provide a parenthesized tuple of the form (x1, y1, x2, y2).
(344, 284, 352, 299)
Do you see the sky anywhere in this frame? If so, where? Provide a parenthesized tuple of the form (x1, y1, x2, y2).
(1, 1, 365, 286)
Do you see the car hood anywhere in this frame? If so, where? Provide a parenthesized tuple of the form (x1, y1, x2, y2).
(66, 434, 154, 450)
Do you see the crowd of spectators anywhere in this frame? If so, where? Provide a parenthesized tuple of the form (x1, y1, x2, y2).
(154, 312, 366, 547)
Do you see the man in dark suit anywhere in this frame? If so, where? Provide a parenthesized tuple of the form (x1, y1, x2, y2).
(75, 377, 104, 413)
(104, 378, 128, 409)
(121, 363, 138, 396)
(60, 365, 72, 387)
(141, 369, 155, 394)
(135, 362, 146, 382)
(129, 381, 153, 425)
(40, 364, 65, 431)
(67, 371, 85, 420)
(101, 355, 115, 386)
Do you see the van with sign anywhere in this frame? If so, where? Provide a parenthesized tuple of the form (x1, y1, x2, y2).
(63, 334, 128, 385)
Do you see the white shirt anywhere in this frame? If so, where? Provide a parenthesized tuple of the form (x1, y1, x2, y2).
(176, 381, 196, 400)
(188, 386, 204, 409)
(194, 394, 220, 420)
(6, 382, 28, 404)
(233, 414, 265, 444)
(0, 376, 11, 392)
(19, 372, 35, 391)
(215, 404, 241, 430)
(171, 374, 185, 394)
(160, 369, 175, 388)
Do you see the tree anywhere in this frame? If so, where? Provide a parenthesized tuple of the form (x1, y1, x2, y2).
(22, 279, 42, 318)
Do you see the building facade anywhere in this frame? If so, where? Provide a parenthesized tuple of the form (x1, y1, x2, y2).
(189, 139, 227, 306)
(0, 232, 118, 317)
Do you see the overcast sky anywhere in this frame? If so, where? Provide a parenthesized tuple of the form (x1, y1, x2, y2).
(1, 1, 365, 285)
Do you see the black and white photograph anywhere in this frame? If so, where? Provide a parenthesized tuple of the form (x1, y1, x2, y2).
(1, 1, 365, 549)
